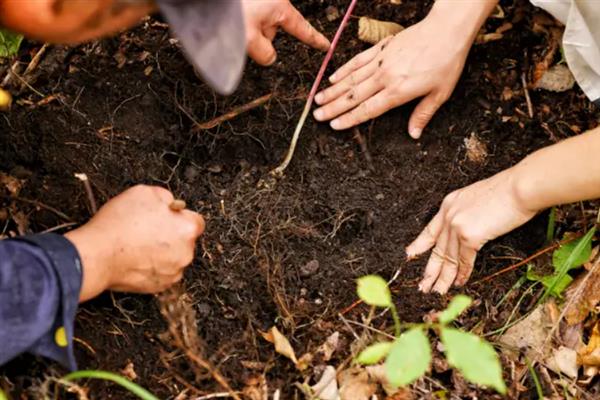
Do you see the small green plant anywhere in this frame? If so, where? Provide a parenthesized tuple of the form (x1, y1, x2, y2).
(527, 227, 596, 299)
(62, 370, 159, 400)
(0, 388, 7, 400)
(355, 275, 506, 394)
(0, 29, 23, 58)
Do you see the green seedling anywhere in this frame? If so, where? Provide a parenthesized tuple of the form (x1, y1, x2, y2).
(527, 227, 596, 300)
(0, 29, 22, 58)
(62, 370, 159, 400)
(355, 275, 506, 394)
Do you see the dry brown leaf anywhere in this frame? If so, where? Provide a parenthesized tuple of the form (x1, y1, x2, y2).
(318, 331, 340, 361)
(464, 132, 488, 164)
(548, 346, 578, 379)
(325, 6, 340, 22)
(534, 64, 576, 92)
(386, 388, 414, 400)
(339, 368, 376, 400)
(564, 263, 600, 325)
(366, 365, 398, 396)
(311, 366, 339, 400)
(0, 172, 23, 196)
(500, 304, 553, 362)
(578, 322, 600, 367)
(242, 374, 267, 400)
(260, 326, 298, 365)
(120, 362, 137, 380)
(358, 17, 404, 45)
(475, 32, 504, 45)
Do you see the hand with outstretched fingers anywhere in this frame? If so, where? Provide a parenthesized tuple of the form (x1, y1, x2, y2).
(242, 0, 330, 66)
(65, 185, 205, 302)
(405, 169, 536, 294)
(312, 0, 499, 138)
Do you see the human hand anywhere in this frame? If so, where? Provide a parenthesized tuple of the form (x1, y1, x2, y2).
(405, 169, 537, 294)
(65, 185, 205, 302)
(241, 0, 330, 66)
(312, 10, 473, 137)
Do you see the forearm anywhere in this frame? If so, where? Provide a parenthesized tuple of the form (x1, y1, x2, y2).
(428, 0, 499, 47)
(513, 126, 600, 211)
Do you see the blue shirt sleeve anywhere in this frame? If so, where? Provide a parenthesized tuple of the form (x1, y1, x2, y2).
(0, 233, 82, 370)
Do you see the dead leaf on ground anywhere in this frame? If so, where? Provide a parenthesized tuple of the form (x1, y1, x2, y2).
(366, 365, 398, 396)
(564, 260, 600, 325)
(500, 304, 553, 362)
(339, 367, 377, 400)
(120, 361, 137, 380)
(534, 64, 576, 92)
(358, 17, 404, 45)
(0, 172, 23, 197)
(548, 346, 578, 379)
(317, 331, 340, 362)
(261, 326, 299, 365)
(578, 322, 600, 367)
(243, 374, 268, 400)
(464, 132, 488, 164)
(311, 365, 339, 400)
(325, 6, 340, 22)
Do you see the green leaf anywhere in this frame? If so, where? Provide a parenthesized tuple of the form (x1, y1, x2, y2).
(385, 327, 431, 388)
(438, 295, 472, 325)
(552, 231, 594, 272)
(0, 29, 23, 58)
(0, 388, 7, 400)
(356, 342, 392, 365)
(526, 265, 573, 298)
(440, 328, 506, 394)
(546, 207, 556, 243)
(357, 275, 391, 307)
(62, 370, 159, 400)
(544, 227, 596, 302)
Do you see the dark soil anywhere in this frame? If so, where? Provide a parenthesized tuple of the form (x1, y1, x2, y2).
(1, 0, 599, 398)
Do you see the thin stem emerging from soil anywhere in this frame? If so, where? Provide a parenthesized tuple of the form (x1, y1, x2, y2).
(271, 0, 358, 175)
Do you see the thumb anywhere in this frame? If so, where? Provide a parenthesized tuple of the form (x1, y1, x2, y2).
(408, 93, 443, 139)
(247, 29, 277, 66)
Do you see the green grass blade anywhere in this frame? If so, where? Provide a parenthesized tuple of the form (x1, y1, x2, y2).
(62, 370, 159, 400)
(546, 207, 556, 244)
(526, 359, 544, 399)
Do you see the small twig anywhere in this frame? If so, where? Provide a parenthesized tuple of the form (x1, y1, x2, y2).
(192, 393, 240, 400)
(521, 72, 534, 118)
(21, 44, 49, 81)
(272, 0, 358, 175)
(74, 173, 98, 215)
(11, 196, 73, 221)
(352, 127, 375, 172)
(41, 222, 78, 234)
(193, 93, 273, 131)
(472, 234, 582, 285)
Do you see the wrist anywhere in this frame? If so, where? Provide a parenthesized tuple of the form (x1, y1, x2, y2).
(428, 0, 499, 47)
(64, 226, 113, 302)
(509, 158, 547, 214)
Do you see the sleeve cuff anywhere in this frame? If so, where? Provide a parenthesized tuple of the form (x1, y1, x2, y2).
(14, 233, 83, 371)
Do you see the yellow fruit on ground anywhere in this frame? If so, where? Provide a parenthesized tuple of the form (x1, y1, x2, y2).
(0, 88, 12, 110)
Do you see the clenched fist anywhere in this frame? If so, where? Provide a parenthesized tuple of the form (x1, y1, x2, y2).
(65, 185, 205, 302)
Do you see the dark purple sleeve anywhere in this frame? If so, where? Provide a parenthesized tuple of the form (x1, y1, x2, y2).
(0, 234, 82, 370)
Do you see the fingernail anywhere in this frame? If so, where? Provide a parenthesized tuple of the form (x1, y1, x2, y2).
(314, 93, 323, 105)
(409, 128, 422, 139)
(266, 53, 277, 66)
(330, 119, 342, 130)
(329, 73, 337, 83)
(313, 109, 324, 121)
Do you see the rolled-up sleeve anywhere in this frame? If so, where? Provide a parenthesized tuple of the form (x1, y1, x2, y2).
(0, 233, 82, 370)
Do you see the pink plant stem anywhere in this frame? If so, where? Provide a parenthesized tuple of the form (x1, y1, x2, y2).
(272, 0, 358, 175)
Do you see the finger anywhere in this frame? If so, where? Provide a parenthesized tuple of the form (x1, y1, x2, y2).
(181, 210, 206, 237)
(407, 92, 445, 139)
(455, 245, 478, 286)
(150, 185, 174, 204)
(418, 227, 449, 293)
(432, 230, 460, 294)
(280, 4, 330, 51)
(314, 60, 378, 107)
(406, 210, 445, 259)
(314, 72, 383, 124)
(247, 29, 277, 66)
(328, 38, 389, 83)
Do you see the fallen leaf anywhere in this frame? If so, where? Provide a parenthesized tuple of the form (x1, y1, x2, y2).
(318, 331, 340, 361)
(564, 261, 600, 325)
(120, 362, 137, 380)
(261, 326, 298, 365)
(366, 365, 398, 396)
(325, 6, 340, 22)
(338, 367, 376, 400)
(311, 366, 339, 400)
(534, 64, 575, 92)
(243, 374, 267, 400)
(0, 172, 23, 196)
(475, 32, 504, 45)
(548, 346, 578, 379)
(500, 304, 553, 362)
(578, 322, 600, 367)
(464, 132, 488, 164)
(358, 17, 404, 45)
